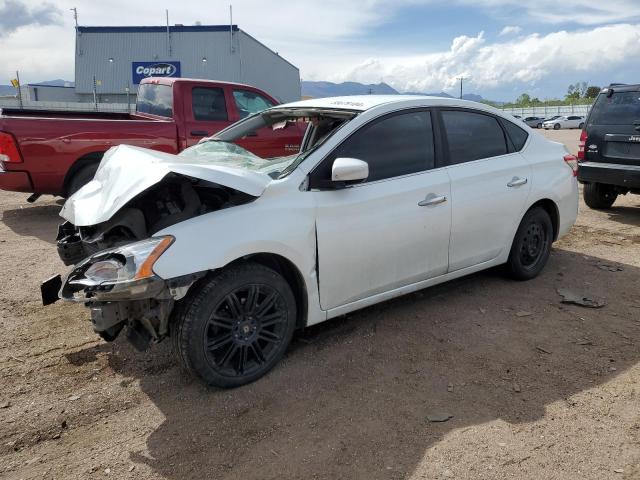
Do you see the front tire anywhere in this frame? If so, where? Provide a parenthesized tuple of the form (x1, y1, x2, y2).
(583, 182, 617, 209)
(506, 207, 553, 280)
(173, 263, 297, 388)
(553, 123, 560, 130)
(536, 123, 542, 129)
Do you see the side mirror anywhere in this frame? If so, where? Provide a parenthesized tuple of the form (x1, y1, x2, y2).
(331, 157, 369, 183)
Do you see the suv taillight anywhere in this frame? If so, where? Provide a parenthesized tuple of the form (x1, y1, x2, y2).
(577, 129, 587, 161)
(564, 154, 578, 177)
(0, 131, 22, 163)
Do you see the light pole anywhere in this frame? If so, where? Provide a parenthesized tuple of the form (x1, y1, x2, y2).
(456, 76, 469, 99)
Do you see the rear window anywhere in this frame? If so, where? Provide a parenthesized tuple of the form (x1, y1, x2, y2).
(136, 84, 173, 118)
(502, 120, 529, 151)
(589, 91, 640, 125)
(442, 110, 508, 164)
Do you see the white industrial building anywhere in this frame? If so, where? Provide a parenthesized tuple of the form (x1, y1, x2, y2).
(27, 24, 300, 105)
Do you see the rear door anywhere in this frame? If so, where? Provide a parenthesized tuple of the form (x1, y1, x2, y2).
(440, 109, 531, 272)
(585, 88, 640, 167)
(231, 88, 303, 158)
(183, 85, 233, 147)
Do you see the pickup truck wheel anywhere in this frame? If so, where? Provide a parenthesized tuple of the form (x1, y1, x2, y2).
(173, 262, 297, 388)
(506, 207, 553, 281)
(66, 164, 99, 197)
(553, 123, 561, 130)
(583, 182, 618, 209)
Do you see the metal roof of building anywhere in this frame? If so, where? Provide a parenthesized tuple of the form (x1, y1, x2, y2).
(77, 25, 239, 34)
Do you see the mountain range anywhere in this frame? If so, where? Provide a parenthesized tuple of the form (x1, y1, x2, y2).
(301, 80, 486, 102)
(0, 79, 74, 97)
(1, 78, 486, 102)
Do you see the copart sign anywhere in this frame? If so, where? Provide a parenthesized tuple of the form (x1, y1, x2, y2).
(132, 61, 181, 84)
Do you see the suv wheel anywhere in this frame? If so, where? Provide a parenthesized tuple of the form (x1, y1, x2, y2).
(583, 182, 618, 209)
(553, 123, 561, 130)
(506, 207, 553, 281)
(173, 262, 297, 388)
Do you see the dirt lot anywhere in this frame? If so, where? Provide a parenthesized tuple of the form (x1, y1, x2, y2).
(1, 129, 639, 479)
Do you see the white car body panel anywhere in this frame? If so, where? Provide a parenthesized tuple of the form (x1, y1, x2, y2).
(447, 151, 532, 271)
(60, 144, 272, 226)
(314, 168, 451, 310)
(73, 96, 578, 328)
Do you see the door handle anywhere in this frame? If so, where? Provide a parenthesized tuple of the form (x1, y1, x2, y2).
(418, 194, 447, 207)
(190, 130, 209, 137)
(507, 177, 528, 187)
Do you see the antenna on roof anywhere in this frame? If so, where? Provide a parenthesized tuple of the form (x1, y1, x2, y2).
(229, 4, 235, 54)
(166, 9, 172, 56)
(70, 7, 78, 28)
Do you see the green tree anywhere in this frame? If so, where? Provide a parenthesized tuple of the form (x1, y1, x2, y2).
(516, 93, 532, 105)
(585, 86, 601, 98)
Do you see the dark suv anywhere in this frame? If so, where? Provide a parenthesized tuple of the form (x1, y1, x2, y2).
(577, 84, 640, 209)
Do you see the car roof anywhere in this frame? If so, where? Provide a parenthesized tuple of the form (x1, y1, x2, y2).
(277, 95, 498, 113)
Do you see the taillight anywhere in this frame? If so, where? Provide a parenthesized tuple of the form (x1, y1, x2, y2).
(577, 129, 587, 161)
(0, 131, 22, 163)
(564, 154, 578, 177)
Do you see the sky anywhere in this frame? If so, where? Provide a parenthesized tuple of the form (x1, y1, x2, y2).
(1, 0, 640, 101)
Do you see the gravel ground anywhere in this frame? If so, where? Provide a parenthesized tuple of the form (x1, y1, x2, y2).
(1, 129, 639, 479)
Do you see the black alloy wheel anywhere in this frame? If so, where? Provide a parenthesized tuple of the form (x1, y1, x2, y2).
(205, 284, 288, 378)
(173, 263, 297, 388)
(506, 207, 553, 280)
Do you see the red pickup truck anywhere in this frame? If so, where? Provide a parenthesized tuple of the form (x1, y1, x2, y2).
(0, 77, 304, 198)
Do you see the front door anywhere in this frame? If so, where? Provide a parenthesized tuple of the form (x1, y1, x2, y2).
(311, 109, 451, 310)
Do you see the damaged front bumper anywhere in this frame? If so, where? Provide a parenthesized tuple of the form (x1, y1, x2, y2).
(42, 235, 202, 350)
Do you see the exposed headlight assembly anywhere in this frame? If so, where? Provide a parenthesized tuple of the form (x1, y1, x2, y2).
(62, 236, 174, 301)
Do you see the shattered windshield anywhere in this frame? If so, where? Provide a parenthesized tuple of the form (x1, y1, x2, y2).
(179, 141, 296, 179)
(178, 107, 359, 179)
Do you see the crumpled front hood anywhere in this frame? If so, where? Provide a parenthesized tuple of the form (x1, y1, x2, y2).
(61, 144, 273, 226)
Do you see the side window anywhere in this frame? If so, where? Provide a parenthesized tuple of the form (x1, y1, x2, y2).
(442, 110, 508, 164)
(501, 119, 529, 151)
(192, 87, 228, 121)
(318, 110, 435, 184)
(233, 90, 275, 119)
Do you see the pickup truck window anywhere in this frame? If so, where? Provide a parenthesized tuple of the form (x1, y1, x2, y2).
(233, 90, 275, 119)
(136, 84, 173, 118)
(192, 87, 228, 121)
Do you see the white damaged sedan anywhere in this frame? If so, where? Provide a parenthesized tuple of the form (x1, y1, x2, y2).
(43, 96, 579, 387)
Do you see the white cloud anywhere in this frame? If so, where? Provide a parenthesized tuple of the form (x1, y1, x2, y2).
(499, 25, 521, 36)
(334, 23, 640, 93)
(1, 0, 640, 93)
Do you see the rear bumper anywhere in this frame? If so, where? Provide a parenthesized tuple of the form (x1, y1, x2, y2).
(577, 162, 640, 189)
(0, 169, 33, 192)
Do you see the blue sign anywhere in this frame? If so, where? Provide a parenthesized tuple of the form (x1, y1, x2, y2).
(132, 61, 181, 84)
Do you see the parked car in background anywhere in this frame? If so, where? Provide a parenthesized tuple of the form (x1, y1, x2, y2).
(0, 78, 305, 199)
(44, 95, 579, 387)
(542, 115, 585, 130)
(522, 116, 545, 128)
(577, 83, 640, 209)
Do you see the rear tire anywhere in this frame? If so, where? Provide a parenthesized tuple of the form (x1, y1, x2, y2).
(553, 123, 560, 130)
(578, 122, 585, 129)
(66, 163, 99, 197)
(173, 262, 297, 388)
(506, 207, 553, 281)
(536, 123, 542, 129)
(583, 182, 617, 209)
